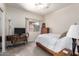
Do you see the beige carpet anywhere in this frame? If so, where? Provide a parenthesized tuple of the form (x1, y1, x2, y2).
(2, 41, 50, 56)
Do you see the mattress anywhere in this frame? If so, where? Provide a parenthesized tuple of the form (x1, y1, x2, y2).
(35, 33, 72, 53)
(35, 33, 59, 48)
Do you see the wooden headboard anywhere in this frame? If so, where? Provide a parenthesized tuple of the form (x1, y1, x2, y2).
(41, 27, 50, 34)
(41, 23, 50, 34)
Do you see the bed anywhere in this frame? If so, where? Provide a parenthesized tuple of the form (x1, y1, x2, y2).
(35, 33, 72, 56)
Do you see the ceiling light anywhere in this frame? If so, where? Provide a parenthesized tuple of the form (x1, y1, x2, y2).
(35, 3, 49, 9)
(20, 3, 51, 10)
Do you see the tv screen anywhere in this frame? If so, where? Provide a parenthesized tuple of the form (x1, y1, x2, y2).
(14, 28, 25, 35)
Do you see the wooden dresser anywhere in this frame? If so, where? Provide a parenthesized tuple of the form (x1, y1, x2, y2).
(0, 35, 28, 45)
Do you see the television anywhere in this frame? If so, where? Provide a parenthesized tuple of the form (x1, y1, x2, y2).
(14, 28, 25, 35)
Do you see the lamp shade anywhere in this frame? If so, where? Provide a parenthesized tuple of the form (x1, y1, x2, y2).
(66, 25, 79, 39)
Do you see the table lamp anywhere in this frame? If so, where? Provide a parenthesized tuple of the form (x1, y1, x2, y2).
(67, 24, 79, 55)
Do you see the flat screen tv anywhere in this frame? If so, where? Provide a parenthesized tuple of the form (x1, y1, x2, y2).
(14, 28, 25, 35)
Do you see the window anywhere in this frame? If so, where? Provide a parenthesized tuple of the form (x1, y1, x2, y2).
(29, 21, 40, 32)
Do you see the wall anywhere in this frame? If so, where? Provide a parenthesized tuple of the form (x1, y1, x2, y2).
(45, 5, 79, 34)
(0, 13, 2, 35)
(5, 5, 43, 41)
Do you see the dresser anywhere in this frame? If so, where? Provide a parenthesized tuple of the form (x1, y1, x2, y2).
(0, 34, 28, 45)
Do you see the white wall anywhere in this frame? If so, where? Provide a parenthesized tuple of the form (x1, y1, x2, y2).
(0, 12, 2, 35)
(45, 5, 79, 34)
(5, 5, 43, 41)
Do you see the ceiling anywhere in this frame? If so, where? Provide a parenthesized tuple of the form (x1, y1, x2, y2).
(6, 3, 73, 16)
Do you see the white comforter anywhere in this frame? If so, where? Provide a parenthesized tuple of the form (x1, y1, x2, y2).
(35, 33, 72, 53)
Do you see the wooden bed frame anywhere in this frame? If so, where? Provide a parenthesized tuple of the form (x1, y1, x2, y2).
(36, 42, 72, 56)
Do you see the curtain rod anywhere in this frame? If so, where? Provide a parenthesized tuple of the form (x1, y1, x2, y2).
(25, 17, 36, 20)
(25, 17, 41, 21)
